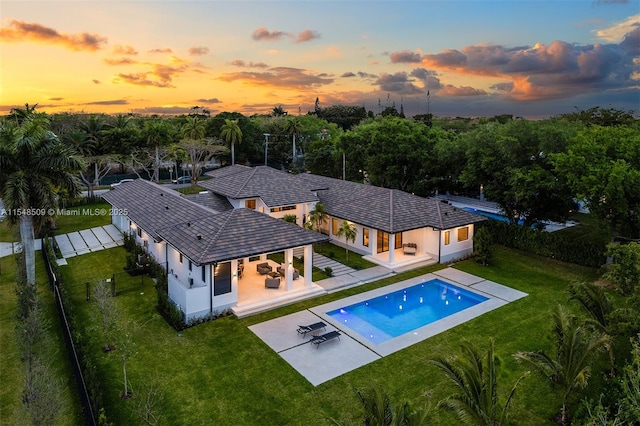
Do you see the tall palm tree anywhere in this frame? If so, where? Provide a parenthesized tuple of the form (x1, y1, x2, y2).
(284, 116, 303, 162)
(337, 220, 358, 262)
(219, 119, 242, 165)
(0, 113, 84, 285)
(430, 339, 525, 426)
(514, 305, 612, 425)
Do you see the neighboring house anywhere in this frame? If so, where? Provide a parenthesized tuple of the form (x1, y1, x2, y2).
(102, 166, 485, 320)
(102, 179, 328, 319)
(200, 165, 486, 267)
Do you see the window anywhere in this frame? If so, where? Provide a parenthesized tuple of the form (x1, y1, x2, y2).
(213, 262, 232, 296)
(394, 233, 403, 249)
(458, 227, 469, 242)
(179, 253, 183, 264)
(201, 265, 206, 282)
(137, 227, 142, 237)
(376, 231, 389, 253)
(332, 218, 338, 235)
(245, 199, 256, 209)
(444, 230, 450, 246)
(188, 260, 192, 271)
(363, 228, 369, 247)
(270, 205, 296, 213)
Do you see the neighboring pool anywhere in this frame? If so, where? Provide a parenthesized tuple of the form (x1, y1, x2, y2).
(326, 279, 488, 344)
(462, 207, 525, 225)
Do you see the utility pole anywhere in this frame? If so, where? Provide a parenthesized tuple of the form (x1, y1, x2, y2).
(263, 133, 270, 166)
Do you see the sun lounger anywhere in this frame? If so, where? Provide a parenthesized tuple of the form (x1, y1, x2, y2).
(297, 321, 327, 337)
(310, 330, 341, 348)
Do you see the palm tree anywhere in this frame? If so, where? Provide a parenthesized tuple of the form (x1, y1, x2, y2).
(430, 339, 525, 426)
(181, 116, 206, 141)
(330, 386, 430, 426)
(284, 116, 303, 163)
(219, 119, 242, 165)
(309, 203, 328, 233)
(514, 305, 612, 425)
(337, 220, 357, 262)
(567, 282, 613, 332)
(0, 113, 84, 285)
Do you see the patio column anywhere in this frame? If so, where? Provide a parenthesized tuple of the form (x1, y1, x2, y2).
(304, 245, 313, 288)
(284, 249, 294, 290)
(389, 233, 395, 264)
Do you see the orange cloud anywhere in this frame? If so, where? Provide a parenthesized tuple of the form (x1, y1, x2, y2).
(217, 67, 334, 90)
(113, 73, 175, 88)
(230, 59, 269, 68)
(113, 44, 138, 55)
(188, 46, 209, 56)
(149, 47, 173, 54)
(0, 19, 107, 51)
(103, 58, 137, 66)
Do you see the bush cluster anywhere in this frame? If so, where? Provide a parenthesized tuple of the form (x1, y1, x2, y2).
(482, 221, 606, 267)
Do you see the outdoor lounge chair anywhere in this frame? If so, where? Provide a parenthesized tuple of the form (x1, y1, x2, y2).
(310, 330, 341, 348)
(297, 321, 327, 337)
(265, 276, 280, 289)
(256, 262, 272, 275)
(402, 243, 417, 255)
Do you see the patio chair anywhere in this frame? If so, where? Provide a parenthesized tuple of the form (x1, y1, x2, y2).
(310, 330, 341, 348)
(296, 321, 327, 337)
(278, 265, 300, 280)
(256, 262, 272, 275)
(402, 243, 417, 255)
(264, 276, 280, 289)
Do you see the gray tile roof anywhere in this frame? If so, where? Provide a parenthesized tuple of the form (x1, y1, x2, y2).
(102, 179, 327, 265)
(183, 192, 233, 212)
(101, 179, 211, 240)
(295, 173, 486, 233)
(201, 165, 319, 207)
(156, 208, 328, 265)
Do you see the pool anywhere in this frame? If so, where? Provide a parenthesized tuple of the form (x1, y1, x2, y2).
(326, 279, 488, 344)
(462, 207, 525, 225)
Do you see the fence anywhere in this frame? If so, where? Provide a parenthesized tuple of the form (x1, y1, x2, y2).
(42, 240, 97, 426)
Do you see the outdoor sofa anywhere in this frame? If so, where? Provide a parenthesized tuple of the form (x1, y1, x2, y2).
(402, 243, 417, 255)
(256, 262, 273, 275)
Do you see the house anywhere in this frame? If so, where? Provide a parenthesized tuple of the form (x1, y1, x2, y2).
(200, 165, 486, 268)
(102, 179, 328, 319)
(102, 166, 485, 319)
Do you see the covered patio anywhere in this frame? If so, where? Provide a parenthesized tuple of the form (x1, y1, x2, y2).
(364, 248, 436, 270)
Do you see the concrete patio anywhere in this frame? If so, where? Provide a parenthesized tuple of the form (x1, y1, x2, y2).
(249, 268, 528, 386)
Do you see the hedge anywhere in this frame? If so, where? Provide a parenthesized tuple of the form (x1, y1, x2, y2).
(481, 221, 606, 268)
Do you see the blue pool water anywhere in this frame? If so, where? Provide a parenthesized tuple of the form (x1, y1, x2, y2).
(326, 279, 488, 344)
(462, 207, 525, 225)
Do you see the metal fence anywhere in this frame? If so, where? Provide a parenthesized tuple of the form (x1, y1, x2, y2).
(42, 244, 97, 426)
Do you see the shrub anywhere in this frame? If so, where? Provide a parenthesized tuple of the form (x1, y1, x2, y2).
(325, 267, 333, 277)
(473, 226, 494, 266)
(482, 221, 606, 267)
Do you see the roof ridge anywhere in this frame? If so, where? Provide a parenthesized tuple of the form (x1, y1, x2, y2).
(234, 166, 258, 198)
(435, 198, 444, 229)
(198, 209, 236, 264)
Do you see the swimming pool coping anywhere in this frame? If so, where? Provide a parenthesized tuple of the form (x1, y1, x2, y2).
(309, 269, 527, 357)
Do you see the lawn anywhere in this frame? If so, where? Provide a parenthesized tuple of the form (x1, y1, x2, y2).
(0, 254, 84, 425)
(313, 242, 378, 270)
(53, 245, 607, 425)
(0, 202, 111, 242)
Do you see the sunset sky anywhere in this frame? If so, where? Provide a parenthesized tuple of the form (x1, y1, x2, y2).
(1, 0, 638, 118)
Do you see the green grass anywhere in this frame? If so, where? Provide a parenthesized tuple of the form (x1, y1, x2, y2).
(313, 242, 377, 270)
(176, 185, 206, 195)
(0, 220, 19, 242)
(52, 202, 112, 235)
(0, 254, 84, 425)
(50, 245, 611, 425)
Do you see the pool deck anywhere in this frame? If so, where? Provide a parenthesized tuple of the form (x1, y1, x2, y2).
(248, 267, 527, 386)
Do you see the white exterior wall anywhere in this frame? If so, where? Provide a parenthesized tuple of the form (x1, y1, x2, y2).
(211, 261, 238, 312)
(440, 224, 475, 263)
(423, 228, 440, 258)
(111, 212, 128, 232)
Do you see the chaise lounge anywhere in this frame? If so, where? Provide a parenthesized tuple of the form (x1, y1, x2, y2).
(297, 321, 327, 337)
(310, 330, 341, 348)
